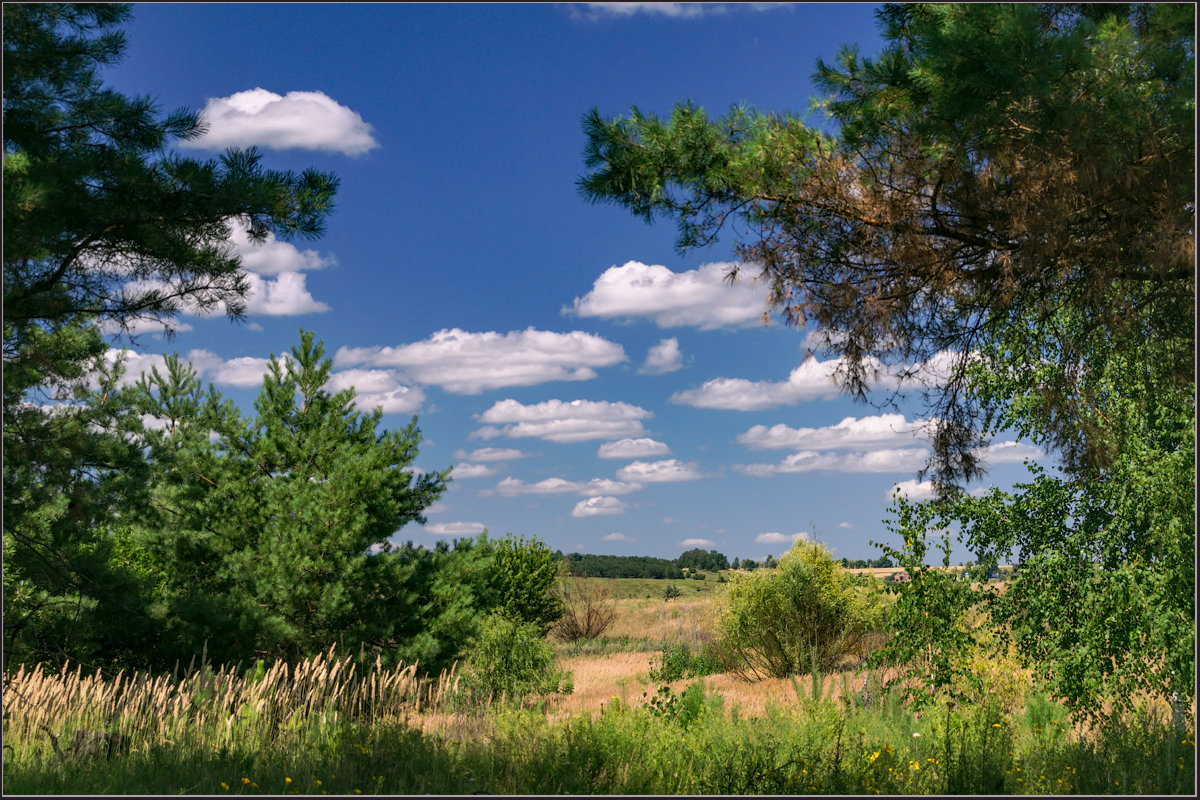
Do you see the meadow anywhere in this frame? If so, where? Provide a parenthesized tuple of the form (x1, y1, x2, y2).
(3, 574, 1194, 796)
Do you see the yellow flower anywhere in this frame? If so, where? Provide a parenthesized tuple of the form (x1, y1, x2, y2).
(315, 779, 323, 786)
(285, 777, 292, 784)
(242, 777, 251, 785)
(220, 782, 230, 791)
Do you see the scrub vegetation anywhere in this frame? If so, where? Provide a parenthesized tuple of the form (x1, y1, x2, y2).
(4, 3, 1192, 794)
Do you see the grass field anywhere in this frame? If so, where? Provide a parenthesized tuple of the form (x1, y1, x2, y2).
(3, 575, 1193, 795)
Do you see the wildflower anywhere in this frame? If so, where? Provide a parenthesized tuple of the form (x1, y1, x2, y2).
(912, 732, 921, 738)
(242, 777, 251, 785)
(220, 782, 230, 791)
(315, 779, 323, 786)
(992, 723, 1001, 728)
(285, 777, 292, 784)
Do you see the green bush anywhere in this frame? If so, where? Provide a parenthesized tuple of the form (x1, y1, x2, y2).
(487, 534, 564, 633)
(648, 641, 723, 683)
(460, 612, 572, 706)
(714, 539, 888, 679)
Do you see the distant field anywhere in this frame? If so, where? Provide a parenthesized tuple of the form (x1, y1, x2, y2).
(569, 573, 727, 599)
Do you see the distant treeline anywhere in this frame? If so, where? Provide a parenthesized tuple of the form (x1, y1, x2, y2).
(840, 557, 895, 569)
(556, 548, 740, 578)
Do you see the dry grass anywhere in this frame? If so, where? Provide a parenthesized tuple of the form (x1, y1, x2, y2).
(602, 596, 716, 645)
(2, 646, 459, 753)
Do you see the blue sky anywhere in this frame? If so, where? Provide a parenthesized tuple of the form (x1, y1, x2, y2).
(101, 2, 1045, 563)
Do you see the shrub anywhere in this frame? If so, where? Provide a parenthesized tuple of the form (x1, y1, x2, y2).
(714, 539, 888, 679)
(460, 612, 572, 706)
(648, 641, 723, 683)
(662, 583, 682, 601)
(488, 534, 564, 632)
(552, 576, 616, 641)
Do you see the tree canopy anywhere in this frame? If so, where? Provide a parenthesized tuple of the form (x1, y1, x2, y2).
(579, 2, 1193, 487)
(580, 1, 1194, 718)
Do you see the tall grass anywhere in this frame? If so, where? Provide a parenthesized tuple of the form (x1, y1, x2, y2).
(4, 648, 1194, 795)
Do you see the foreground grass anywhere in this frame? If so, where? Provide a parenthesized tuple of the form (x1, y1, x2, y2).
(4, 652, 1194, 795)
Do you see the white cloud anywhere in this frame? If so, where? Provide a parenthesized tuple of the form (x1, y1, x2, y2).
(568, 261, 768, 330)
(680, 538, 717, 548)
(737, 448, 931, 477)
(616, 459, 703, 483)
(597, 437, 671, 459)
(572, 496, 627, 517)
(672, 351, 960, 411)
(425, 521, 487, 536)
(243, 271, 329, 315)
(475, 398, 651, 443)
(756, 532, 808, 544)
(737, 414, 926, 451)
(106, 348, 271, 389)
(335, 328, 626, 394)
(671, 356, 842, 410)
(324, 368, 425, 414)
(228, 219, 336, 275)
(183, 88, 379, 156)
(451, 463, 496, 479)
(453, 447, 530, 462)
(889, 480, 936, 501)
(641, 337, 683, 374)
(575, 3, 779, 20)
(984, 440, 1043, 463)
(837, 522, 855, 530)
(602, 532, 635, 542)
(494, 476, 642, 497)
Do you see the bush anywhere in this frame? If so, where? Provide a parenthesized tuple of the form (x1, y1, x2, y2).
(488, 534, 564, 632)
(714, 539, 888, 679)
(662, 583, 682, 601)
(553, 576, 616, 641)
(648, 641, 723, 683)
(460, 612, 572, 706)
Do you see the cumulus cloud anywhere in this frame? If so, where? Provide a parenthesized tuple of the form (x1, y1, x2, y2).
(451, 463, 496, 479)
(574, 3, 781, 20)
(597, 437, 671, 460)
(568, 261, 768, 330)
(641, 337, 683, 374)
(616, 459, 703, 483)
(736, 448, 931, 477)
(242, 271, 329, 315)
(572, 496, 627, 517)
(105, 348, 271, 389)
(737, 414, 926, 451)
(323, 368, 425, 414)
(474, 398, 651, 443)
(984, 440, 1043, 463)
(671, 356, 842, 410)
(335, 328, 626, 394)
(425, 521, 487, 536)
(837, 522, 855, 530)
(453, 447, 530, 462)
(672, 351, 961, 411)
(494, 476, 642, 497)
(228, 219, 336, 275)
(182, 88, 379, 155)
(889, 479, 936, 501)
(602, 532, 635, 542)
(755, 532, 808, 544)
(680, 538, 717, 548)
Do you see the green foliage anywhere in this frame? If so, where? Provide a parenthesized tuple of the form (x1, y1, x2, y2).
(560, 552, 682, 579)
(714, 539, 888, 679)
(647, 641, 722, 684)
(126, 331, 449, 667)
(661, 583, 682, 602)
(579, 2, 1194, 485)
(868, 496, 985, 710)
(459, 612, 573, 707)
(487, 534, 564, 633)
(675, 548, 729, 572)
(3, 3, 338, 668)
